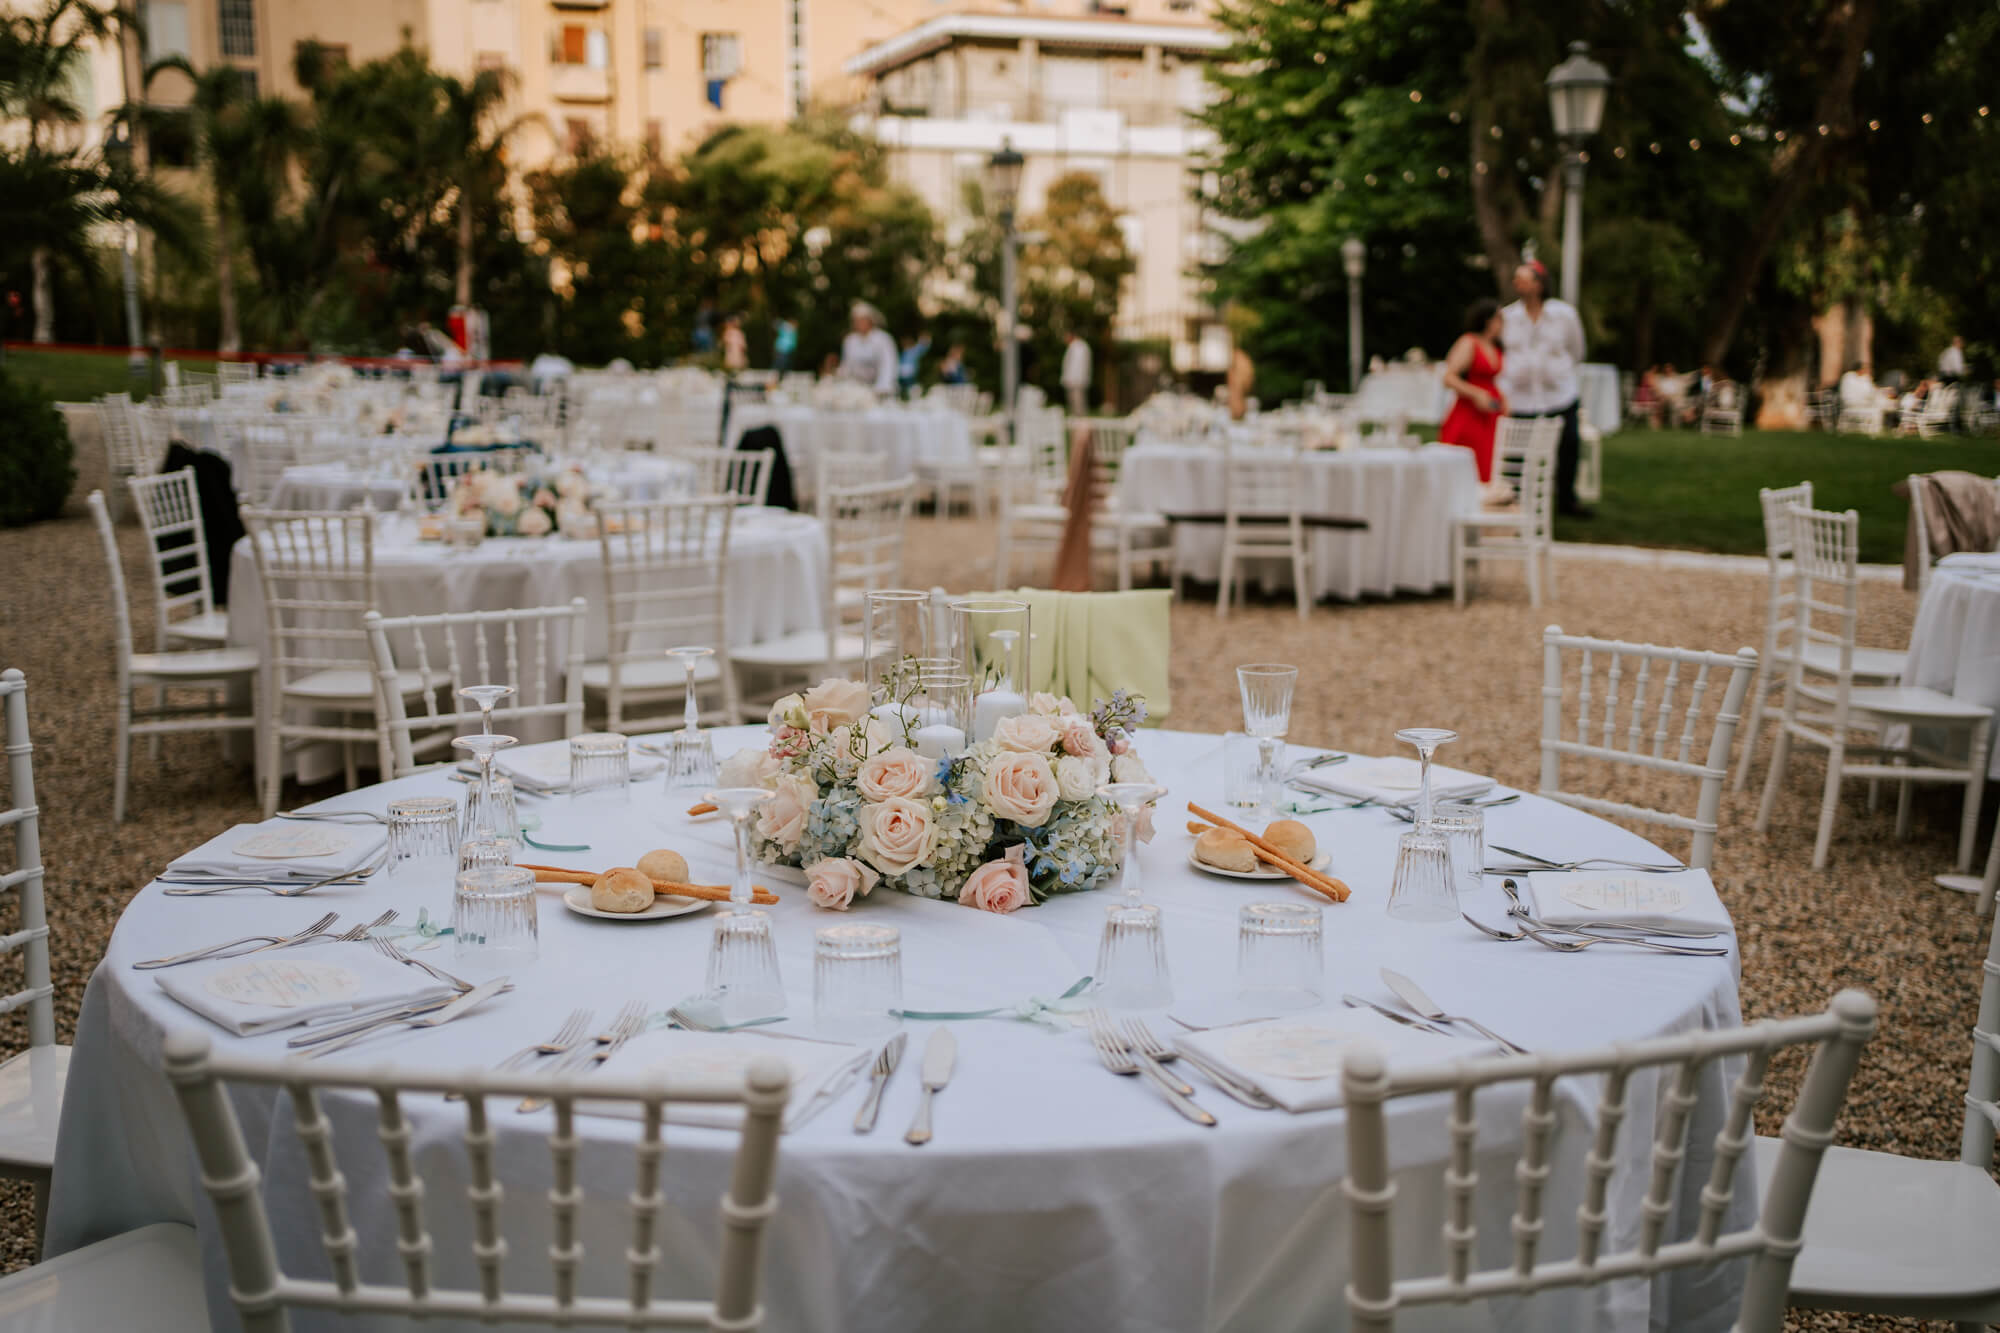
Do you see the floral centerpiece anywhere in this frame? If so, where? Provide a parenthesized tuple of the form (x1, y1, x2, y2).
(720, 681, 1154, 915)
(448, 466, 592, 537)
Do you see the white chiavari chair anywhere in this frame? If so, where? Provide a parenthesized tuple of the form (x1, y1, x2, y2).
(1452, 416, 1561, 608)
(1218, 436, 1310, 619)
(1735, 483, 1821, 790)
(217, 360, 257, 386)
(0, 668, 65, 1245)
(734, 478, 911, 713)
(814, 449, 890, 518)
(1341, 990, 1877, 1332)
(365, 599, 588, 778)
(162, 1031, 787, 1331)
(1538, 626, 1758, 870)
(95, 393, 159, 522)
(236, 421, 309, 507)
(126, 468, 231, 648)
(1760, 911, 2000, 1323)
(1757, 505, 1992, 870)
(582, 498, 739, 733)
(409, 450, 532, 509)
(1701, 380, 1744, 435)
(242, 509, 443, 815)
(89, 493, 259, 822)
(670, 447, 773, 507)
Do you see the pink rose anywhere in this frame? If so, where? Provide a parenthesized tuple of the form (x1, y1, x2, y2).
(857, 747, 936, 801)
(958, 845, 1032, 913)
(983, 751, 1059, 827)
(516, 505, 552, 536)
(806, 857, 879, 911)
(802, 678, 871, 734)
(994, 712, 1060, 754)
(717, 747, 780, 789)
(755, 772, 817, 851)
(856, 797, 937, 876)
(1029, 692, 1077, 717)
(1058, 714, 1101, 758)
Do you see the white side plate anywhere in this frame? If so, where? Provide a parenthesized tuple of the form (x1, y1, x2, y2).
(561, 885, 711, 921)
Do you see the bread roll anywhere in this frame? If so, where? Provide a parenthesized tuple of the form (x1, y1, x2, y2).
(591, 866, 655, 913)
(637, 848, 689, 885)
(1262, 819, 1316, 865)
(1195, 827, 1259, 873)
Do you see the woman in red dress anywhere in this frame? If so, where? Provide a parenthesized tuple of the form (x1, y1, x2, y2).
(1438, 299, 1506, 482)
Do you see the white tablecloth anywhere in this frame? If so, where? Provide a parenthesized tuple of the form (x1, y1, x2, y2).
(1119, 443, 1482, 599)
(1901, 553, 2000, 776)
(1351, 364, 1622, 433)
(271, 457, 698, 512)
(48, 728, 1749, 1333)
(724, 403, 971, 481)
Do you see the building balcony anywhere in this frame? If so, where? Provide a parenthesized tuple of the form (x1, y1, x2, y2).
(551, 0, 607, 8)
(550, 64, 611, 103)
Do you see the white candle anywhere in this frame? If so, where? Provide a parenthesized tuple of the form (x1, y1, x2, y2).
(871, 701, 916, 737)
(912, 723, 966, 760)
(973, 689, 1026, 742)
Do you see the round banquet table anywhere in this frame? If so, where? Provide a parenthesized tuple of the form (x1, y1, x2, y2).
(1899, 552, 2000, 777)
(270, 456, 699, 512)
(224, 511, 828, 783)
(46, 728, 1749, 1333)
(723, 402, 972, 481)
(1119, 442, 1482, 599)
(1349, 364, 1623, 434)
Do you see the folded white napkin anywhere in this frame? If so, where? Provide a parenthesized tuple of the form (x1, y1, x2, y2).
(1526, 869, 1733, 935)
(1175, 1009, 1488, 1113)
(480, 739, 664, 794)
(155, 948, 451, 1036)
(1292, 755, 1494, 806)
(582, 1029, 872, 1133)
(166, 821, 386, 882)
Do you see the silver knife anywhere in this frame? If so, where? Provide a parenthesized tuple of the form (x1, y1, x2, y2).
(289, 991, 461, 1047)
(1380, 969, 1528, 1053)
(904, 1028, 955, 1146)
(301, 978, 509, 1057)
(853, 1032, 907, 1134)
(1340, 993, 1452, 1037)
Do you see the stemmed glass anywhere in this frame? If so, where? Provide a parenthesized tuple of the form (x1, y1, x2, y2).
(452, 730, 520, 852)
(703, 787, 785, 1022)
(459, 683, 514, 735)
(1236, 664, 1299, 822)
(1385, 727, 1461, 922)
(1094, 781, 1171, 1010)
(665, 645, 718, 791)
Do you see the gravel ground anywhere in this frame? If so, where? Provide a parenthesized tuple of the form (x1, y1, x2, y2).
(0, 461, 1987, 1328)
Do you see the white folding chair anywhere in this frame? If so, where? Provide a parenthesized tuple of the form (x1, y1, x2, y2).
(734, 478, 912, 712)
(1452, 416, 1561, 608)
(813, 449, 890, 517)
(163, 1030, 787, 1331)
(1701, 380, 1744, 435)
(671, 447, 773, 507)
(1218, 437, 1310, 619)
(242, 509, 442, 816)
(217, 361, 256, 385)
(365, 599, 588, 778)
(125, 468, 231, 648)
(0, 1223, 207, 1328)
(89, 493, 259, 823)
(1538, 626, 1758, 870)
(1756, 505, 1992, 870)
(1342, 989, 1877, 1331)
(581, 498, 739, 733)
(1734, 482, 1817, 790)
(95, 394, 159, 523)
(236, 421, 309, 507)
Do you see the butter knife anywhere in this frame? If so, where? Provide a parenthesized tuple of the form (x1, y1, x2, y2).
(1341, 993, 1452, 1037)
(302, 978, 509, 1057)
(853, 1032, 907, 1134)
(904, 1028, 955, 1146)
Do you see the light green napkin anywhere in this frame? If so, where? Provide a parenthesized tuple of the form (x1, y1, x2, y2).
(951, 587, 1172, 721)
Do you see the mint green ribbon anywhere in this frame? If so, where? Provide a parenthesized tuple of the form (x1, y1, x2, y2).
(892, 976, 1095, 1031)
(382, 908, 453, 944)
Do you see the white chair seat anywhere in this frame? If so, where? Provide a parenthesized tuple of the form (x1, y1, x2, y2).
(162, 610, 231, 646)
(1839, 684, 1993, 721)
(576, 654, 722, 693)
(285, 666, 446, 703)
(1754, 1135, 2000, 1313)
(1794, 640, 1907, 680)
(730, 630, 866, 670)
(0, 1046, 69, 1171)
(128, 647, 260, 680)
(0, 1223, 208, 1331)
(1012, 502, 1069, 523)
(1458, 510, 1529, 533)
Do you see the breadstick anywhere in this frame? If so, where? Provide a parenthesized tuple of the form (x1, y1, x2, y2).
(1184, 803, 1351, 903)
(518, 863, 779, 905)
(687, 802, 718, 817)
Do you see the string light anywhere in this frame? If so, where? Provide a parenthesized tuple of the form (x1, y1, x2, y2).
(1436, 166, 1450, 177)
(1729, 133, 1741, 145)
(1649, 141, 1662, 153)
(1613, 146, 1626, 158)
(1474, 161, 1488, 174)
(1363, 173, 1377, 186)
(1982, 106, 1991, 117)
(1313, 51, 1326, 64)
(1817, 123, 1829, 135)
(1689, 138, 1700, 150)
(1775, 130, 1786, 141)
(1922, 113, 1933, 124)
(1448, 110, 1462, 124)
(1489, 125, 1503, 139)
(1409, 90, 1422, 102)
(1868, 120, 1879, 131)
(1401, 169, 1415, 182)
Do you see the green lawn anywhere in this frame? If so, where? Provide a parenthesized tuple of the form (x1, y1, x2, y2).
(1, 347, 219, 404)
(1554, 428, 2000, 564)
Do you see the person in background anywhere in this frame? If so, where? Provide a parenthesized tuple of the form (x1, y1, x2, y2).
(1632, 365, 1662, 428)
(1438, 298, 1506, 482)
(1061, 330, 1093, 416)
(839, 303, 899, 396)
(692, 300, 716, 354)
(720, 314, 748, 373)
(1939, 335, 1968, 432)
(898, 332, 931, 399)
(772, 317, 797, 373)
(938, 344, 968, 385)
(1227, 343, 1255, 420)
(1498, 259, 1589, 516)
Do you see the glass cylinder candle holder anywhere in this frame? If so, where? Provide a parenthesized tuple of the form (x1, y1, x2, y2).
(951, 598, 1032, 741)
(862, 589, 933, 710)
(912, 667, 973, 759)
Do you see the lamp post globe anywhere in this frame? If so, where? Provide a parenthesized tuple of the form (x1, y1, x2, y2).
(1545, 41, 1611, 307)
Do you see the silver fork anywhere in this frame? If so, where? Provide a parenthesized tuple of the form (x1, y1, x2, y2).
(521, 1001, 646, 1112)
(277, 809, 387, 824)
(1115, 1019, 1193, 1095)
(493, 1008, 594, 1073)
(331, 909, 399, 943)
(371, 935, 476, 991)
(1085, 1011, 1216, 1127)
(1487, 842, 1684, 872)
(162, 850, 389, 896)
(132, 911, 339, 970)
(1124, 1019, 1274, 1109)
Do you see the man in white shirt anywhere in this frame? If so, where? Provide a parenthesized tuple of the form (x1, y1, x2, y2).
(1060, 331, 1093, 417)
(1497, 260, 1590, 517)
(839, 303, 900, 396)
(1939, 335, 1967, 382)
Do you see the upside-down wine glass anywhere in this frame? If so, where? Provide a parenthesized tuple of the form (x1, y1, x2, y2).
(452, 730, 520, 850)
(459, 683, 514, 735)
(666, 645, 719, 791)
(1384, 727, 1461, 923)
(1236, 664, 1299, 823)
(1094, 781, 1172, 1010)
(704, 787, 785, 1022)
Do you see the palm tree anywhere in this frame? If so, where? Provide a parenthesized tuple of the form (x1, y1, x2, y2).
(425, 67, 533, 310)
